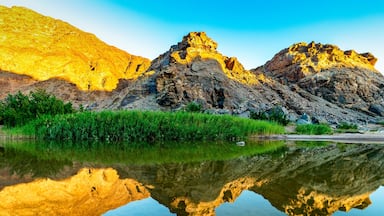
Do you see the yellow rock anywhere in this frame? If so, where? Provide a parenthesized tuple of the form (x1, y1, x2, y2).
(0, 6, 150, 91)
(167, 32, 263, 85)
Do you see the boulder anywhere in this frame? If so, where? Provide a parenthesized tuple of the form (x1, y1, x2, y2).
(369, 104, 384, 116)
(297, 113, 312, 125)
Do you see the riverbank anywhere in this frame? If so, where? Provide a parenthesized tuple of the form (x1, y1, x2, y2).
(259, 133, 384, 144)
(4, 111, 284, 143)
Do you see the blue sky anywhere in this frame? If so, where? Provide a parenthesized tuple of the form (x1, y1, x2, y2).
(2, 0, 384, 72)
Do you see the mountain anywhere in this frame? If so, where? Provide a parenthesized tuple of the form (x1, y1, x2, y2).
(0, 6, 150, 91)
(1, 6, 384, 125)
(109, 32, 384, 124)
(259, 42, 384, 112)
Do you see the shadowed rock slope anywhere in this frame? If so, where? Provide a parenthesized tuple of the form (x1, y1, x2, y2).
(0, 6, 150, 91)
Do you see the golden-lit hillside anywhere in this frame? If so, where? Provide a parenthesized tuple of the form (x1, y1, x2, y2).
(263, 41, 379, 82)
(0, 6, 150, 91)
(150, 32, 266, 85)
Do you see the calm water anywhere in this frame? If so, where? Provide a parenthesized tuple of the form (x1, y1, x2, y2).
(0, 140, 383, 215)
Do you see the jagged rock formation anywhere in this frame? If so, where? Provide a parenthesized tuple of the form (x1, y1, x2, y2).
(0, 4, 383, 124)
(109, 32, 384, 124)
(112, 32, 267, 111)
(0, 6, 150, 91)
(259, 42, 384, 115)
(264, 42, 378, 82)
(150, 32, 260, 85)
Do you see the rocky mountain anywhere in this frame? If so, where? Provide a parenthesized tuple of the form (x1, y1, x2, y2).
(1, 6, 384, 125)
(258, 42, 384, 116)
(109, 32, 384, 124)
(0, 6, 150, 91)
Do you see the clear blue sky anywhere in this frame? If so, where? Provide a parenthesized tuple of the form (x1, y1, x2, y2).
(2, 0, 384, 72)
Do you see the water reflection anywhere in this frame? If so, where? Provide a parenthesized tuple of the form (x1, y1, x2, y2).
(0, 140, 383, 216)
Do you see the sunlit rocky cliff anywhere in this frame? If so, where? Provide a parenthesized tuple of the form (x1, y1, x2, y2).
(1, 6, 384, 124)
(0, 6, 150, 91)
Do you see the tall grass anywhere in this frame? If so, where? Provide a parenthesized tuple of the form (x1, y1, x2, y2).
(23, 110, 284, 143)
(296, 124, 333, 135)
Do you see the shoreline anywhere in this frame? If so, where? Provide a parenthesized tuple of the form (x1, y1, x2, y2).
(2, 125, 384, 144)
(257, 133, 384, 144)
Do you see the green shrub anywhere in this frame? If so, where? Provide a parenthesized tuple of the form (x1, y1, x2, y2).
(0, 90, 74, 127)
(337, 122, 358, 130)
(185, 102, 202, 112)
(296, 124, 333, 135)
(250, 106, 290, 126)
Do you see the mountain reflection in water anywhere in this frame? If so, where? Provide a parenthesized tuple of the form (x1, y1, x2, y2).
(0, 141, 383, 216)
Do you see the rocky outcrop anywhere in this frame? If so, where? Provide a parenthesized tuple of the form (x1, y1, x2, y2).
(150, 32, 260, 85)
(0, 6, 150, 91)
(107, 32, 272, 111)
(146, 32, 264, 109)
(263, 42, 378, 83)
(260, 42, 384, 112)
(0, 4, 383, 124)
(102, 33, 384, 124)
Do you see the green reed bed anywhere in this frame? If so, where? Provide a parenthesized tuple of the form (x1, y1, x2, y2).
(295, 123, 333, 135)
(23, 110, 284, 143)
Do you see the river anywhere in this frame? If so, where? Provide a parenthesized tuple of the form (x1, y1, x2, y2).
(0, 139, 383, 215)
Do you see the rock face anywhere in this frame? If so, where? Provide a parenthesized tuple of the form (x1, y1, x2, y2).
(146, 32, 262, 109)
(260, 42, 384, 114)
(264, 42, 378, 83)
(0, 71, 114, 109)
(110, 33, 384, 124)
(0, 5, 384, 124)
(0, 6, 150, 91)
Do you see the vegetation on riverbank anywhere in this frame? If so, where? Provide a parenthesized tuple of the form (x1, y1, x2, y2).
(0, 90, 74, 127)
(19, 110, 284, 143)
(334, 122, 359, 133)
(296, 123, 333, 135)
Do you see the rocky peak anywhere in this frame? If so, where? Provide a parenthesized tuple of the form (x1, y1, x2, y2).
(172, 32, 218, 53)
(150, 32, 260, 85)
(264, 41, 379, 82)
(0, 6, 150, 91)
